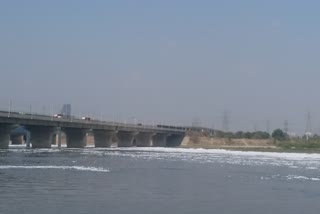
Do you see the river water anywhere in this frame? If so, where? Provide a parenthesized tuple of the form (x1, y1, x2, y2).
(1, 147, 320, 214)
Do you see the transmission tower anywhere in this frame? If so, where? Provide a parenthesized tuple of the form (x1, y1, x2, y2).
(253, 122, 258, 132)
(284, 120, 289, 133)
(191, 115, 201, 127)
(222, 110, 229, 132)
(266, 120, 270, 134)
(305, 112, 312, 134)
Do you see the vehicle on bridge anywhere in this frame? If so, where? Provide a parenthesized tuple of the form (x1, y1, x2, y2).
(81, 117, 91, 121)
(53, 114, 64, 119)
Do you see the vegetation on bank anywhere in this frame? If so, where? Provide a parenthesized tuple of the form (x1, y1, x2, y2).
(191, 130, 270, 140)
(271, 129, 320, 150)
(276, 139, 320, 150)
(187, 128, 320, 150)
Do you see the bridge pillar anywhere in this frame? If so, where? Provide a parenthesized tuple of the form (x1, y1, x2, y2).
(93, 130, 116, 148)
(28, 126, 54, 149)
(135, 132, 155, 147)
(57, 127, 62, 148)
(152, 133, 168, 147)
(166, 134, 185, 147)
(0, 124, 12, 149)
(117, 131, 138, 147)
(86, 132, 95, 146)
(51, 127, 64, 148)
(65, 128, 87, 148)
(55, 131, 67, 148)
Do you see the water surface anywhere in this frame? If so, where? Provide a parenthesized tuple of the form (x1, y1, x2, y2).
(1, 147, 320, 214)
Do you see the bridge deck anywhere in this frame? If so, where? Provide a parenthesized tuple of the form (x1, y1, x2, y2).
(0, 111, 185, 134)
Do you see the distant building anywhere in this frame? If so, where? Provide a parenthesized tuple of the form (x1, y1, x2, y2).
(287, 132, 297, 138)
(61, 104, 72, 118)
(305, 131, 313, 140)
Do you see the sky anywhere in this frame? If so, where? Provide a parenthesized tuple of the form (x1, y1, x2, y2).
(1, 0, 320, 134)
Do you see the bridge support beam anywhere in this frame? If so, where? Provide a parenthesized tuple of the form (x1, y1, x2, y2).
(117, 131, 138, 147)
(93, 130, 116, 148)
(28, 126, 54, 149)
(65, 128, 87, 148)
(0, 124, 12, 149)
(166, 134, 185, 147)
(152, 133, 168, 147)
(135, 132, 155, 147)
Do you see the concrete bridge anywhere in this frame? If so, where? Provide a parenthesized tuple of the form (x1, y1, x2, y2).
(0, 111, 186, 149)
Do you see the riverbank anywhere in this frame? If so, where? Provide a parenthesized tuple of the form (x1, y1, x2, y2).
(180, 136, 320, 153)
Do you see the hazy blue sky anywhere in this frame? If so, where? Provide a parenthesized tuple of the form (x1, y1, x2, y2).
(1, 1, 320, 134)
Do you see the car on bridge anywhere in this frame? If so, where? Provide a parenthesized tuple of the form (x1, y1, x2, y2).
(81, 117, 91, 121)
(53, 114, 64, 119)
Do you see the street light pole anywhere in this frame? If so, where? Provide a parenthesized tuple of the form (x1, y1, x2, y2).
(8, 99, 12, 117)
(29, 105, 33, 119)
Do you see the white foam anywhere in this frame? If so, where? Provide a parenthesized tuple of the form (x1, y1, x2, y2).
(0, 165, 110, 172)
(85, 147, 320, 170)
(286, 175, 320, 181)
(306, 167, 318, 170)
(260, 174, 320, 181)
(51, 145, 67, 148)
(7, 146, 320, 162)
(5, 146, 320, 160)
(5, 147, 320, 170)
(95, 147, 320, 160)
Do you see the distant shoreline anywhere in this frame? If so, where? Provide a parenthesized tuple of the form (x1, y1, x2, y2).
(180, 145, 320, 153)
(181, 135, 320, 153)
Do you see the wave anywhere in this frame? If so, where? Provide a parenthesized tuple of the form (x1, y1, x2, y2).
(4, 147, 320, 170)
(89, 147, 320, 160)
(0, 165, 110, 172)
(261, 174, 320, 181)
(85, 148, 320, 170)
(6, 146, 320, 161)
(286, 175, 320, 181)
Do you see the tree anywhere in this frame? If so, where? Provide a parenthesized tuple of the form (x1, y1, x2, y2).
(272, 129, 287, 141)
(214, 130, 225, 138)
(234, 131, 244, 139)
(243, 132, 252, 139)
(252, 131, 270, 139)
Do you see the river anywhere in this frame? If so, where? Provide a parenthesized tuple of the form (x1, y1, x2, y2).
(1, 147, 320, 214)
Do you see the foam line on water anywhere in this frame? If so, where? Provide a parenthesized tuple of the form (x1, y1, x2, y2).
(6, 147, 320, 161)
(84, 147, 320, 169)
(0, 165, 110, 172)
(93, 147, 320, 160)
(286, 175, 320, 181)
(4, 147, 320, 169)
(262, 174, 320, 181)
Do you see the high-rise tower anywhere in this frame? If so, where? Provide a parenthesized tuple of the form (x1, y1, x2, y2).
(61, 104, 72, 118)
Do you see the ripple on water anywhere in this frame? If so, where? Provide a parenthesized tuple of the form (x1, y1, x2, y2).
(0, 165, 110, 172)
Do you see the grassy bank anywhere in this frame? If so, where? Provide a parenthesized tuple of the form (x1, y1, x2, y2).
(181, 144, 320, 153)
(182, 135, 320, 153)
(276, 139, 320, 151)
